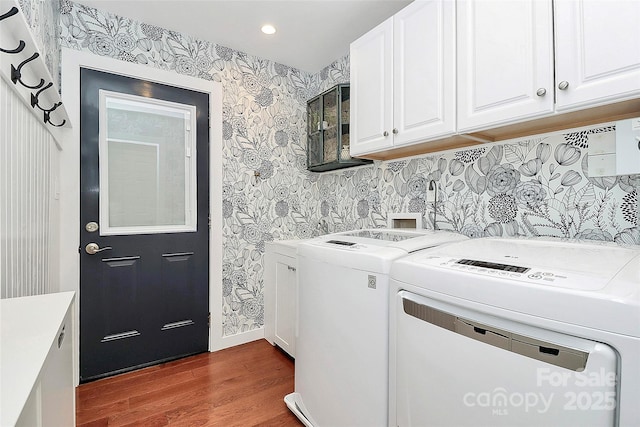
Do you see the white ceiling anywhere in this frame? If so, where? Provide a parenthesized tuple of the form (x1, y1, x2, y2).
(73, 0, 413, 73)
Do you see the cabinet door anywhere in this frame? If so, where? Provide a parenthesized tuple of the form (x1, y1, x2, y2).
(554, 0, 640, 111)
(274, 254, 297, 357)
(350, 17, 393, 156)
(393, 0, 456, 146)
(40, 307, 75, 427)
(457, 0, 554, 132)
(322, 88, 339, 163)
(307, 97, 323, 167)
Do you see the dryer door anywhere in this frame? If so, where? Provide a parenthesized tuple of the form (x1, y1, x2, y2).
(393, 291, 617, 427)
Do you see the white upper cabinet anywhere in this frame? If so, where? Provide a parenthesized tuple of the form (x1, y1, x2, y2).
(351, 0, 455, 156)
(457, 0, 554, 132)
(350, 17, 394, 155)
(393, 0, 456, 147)
(458, 0, 640, 133)
(351, 0, 640, 159)
(554, 0, 640, 111)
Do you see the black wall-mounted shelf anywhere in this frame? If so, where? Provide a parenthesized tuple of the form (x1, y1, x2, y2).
(307, 84, 372, 172)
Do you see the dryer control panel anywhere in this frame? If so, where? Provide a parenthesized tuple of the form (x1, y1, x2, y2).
(419, 256, 606, 291)
(456, 259, 529, 273)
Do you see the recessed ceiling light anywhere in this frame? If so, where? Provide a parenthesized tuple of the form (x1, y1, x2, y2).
(261, 24, 276, 35)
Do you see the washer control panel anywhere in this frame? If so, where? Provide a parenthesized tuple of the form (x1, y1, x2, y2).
(323, 240, 369, 250)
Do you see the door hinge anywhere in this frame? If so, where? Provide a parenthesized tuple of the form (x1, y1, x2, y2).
(208, 313, 211, 327)
(208, 214, 211, 229)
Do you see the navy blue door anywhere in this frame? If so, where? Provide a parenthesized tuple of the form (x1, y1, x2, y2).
(79, 68, 209, 382)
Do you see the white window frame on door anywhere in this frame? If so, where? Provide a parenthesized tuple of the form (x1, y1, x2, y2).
(98, 90, 198, 235)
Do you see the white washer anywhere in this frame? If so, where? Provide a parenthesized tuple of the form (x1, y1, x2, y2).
(389, 237, 640, 427)
(285, 229, 468, 427)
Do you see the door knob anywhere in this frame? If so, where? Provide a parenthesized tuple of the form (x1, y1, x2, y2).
(536, 88, 546, 97)
(85, 243, 113, 255)
(392, 128, 398, 134)
(383, 131, 389, 137)
(557, 81, 569, 90)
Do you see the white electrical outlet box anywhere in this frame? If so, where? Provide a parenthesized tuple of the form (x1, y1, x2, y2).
(388, 213, 422, 229)
(587, 132, 617, 177)
(616, 117, 640, 175)
(589, 154, 617, 178)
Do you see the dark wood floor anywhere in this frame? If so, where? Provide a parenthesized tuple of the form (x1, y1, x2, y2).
(76, 339, 303, 426)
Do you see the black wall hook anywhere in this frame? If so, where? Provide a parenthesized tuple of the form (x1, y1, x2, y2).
(30, 81, 59, 110)
(0, 7, 26, 54)
(44, 110, 66, 127)
(43, 103, 66, 127)
(1, 38, 25, 54)
(0, 6, 19, 21)
(11, 52, 45, 89)
(4, 6, 67, 128)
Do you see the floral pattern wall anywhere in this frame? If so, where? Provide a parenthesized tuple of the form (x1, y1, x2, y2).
(59, 1, 638, 338)
(17, 0, 61, 88)
(373, 128, 638, 243)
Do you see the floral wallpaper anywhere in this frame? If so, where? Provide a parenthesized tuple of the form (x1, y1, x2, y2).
(17, 0, 61, 88)
(375, 128, 638, 244)
(59, 1, 639, 338)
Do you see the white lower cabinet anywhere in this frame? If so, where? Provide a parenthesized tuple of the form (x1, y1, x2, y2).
(1, 292, 76, 427)
(18, 307, 74, 427)
(264, 241, 300, 358)
(38, 306, 74, 427)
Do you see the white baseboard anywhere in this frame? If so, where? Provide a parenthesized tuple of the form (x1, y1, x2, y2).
(210, 327, 265, 352)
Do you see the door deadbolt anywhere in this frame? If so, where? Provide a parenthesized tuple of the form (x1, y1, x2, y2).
(85, 221, 99, 232)
(85, 243, 113, 255)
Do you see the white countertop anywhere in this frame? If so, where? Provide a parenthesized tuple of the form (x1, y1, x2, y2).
(266, 239, 308, 258)
(1, 291, 75, 426)
(266, 239, 307, 250)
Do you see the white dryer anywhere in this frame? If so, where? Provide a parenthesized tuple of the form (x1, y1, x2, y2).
(389, 237, 640, 427)
(285, 229, 468, 427)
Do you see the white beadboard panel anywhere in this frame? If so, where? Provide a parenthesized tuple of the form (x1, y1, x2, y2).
(0, 77, 60, 299)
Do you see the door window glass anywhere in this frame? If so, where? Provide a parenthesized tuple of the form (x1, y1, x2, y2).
(99, 90, 197, 234)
